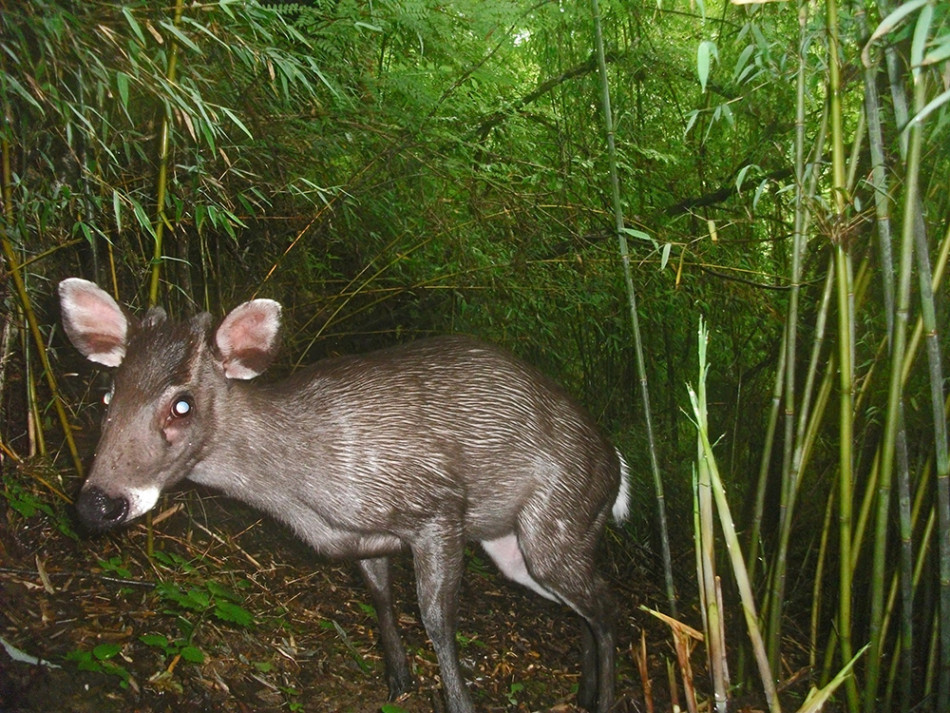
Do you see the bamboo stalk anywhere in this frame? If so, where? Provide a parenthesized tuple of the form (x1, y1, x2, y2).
(826, 0, 858, 705)
(765, 1, 811, 674)
(881, 461, 938, 710)
(694, 358, 728, 712)
(906, 75, 950, 713)
(865, 118, 916, 697)
(148, 0, 186, 307)
(589, 0, 677, 616)
(0, 61, 83, 477)
(688, 320, 780, 713)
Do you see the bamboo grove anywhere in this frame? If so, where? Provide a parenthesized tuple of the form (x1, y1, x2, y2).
(1, 1, 948, 711)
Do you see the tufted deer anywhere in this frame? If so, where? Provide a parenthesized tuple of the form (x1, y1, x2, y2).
(59, 277, 630, 713)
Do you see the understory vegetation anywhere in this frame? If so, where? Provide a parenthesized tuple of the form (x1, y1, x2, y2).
(1, 1, 948, 712)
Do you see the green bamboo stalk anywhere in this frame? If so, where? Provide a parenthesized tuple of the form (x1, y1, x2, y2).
(866, 153, 914, 704)
(694, 329, 727, 712)
(850, 222, 950, 705)
(747, 328, 784, 582)
(826, 0, 858, 707)
(765, 1, 810, 674)
(906, 80, 950, 713)
(590, 0, 677, 616)
(0, 63, 83, 477)
(689, 320, 779, 713)
(0, 239, 84, 478)
(788, 261, 835, 505)
(925, 605, 940, 703)
(857, 3, 913, 705)
(148, 0, 186, 307)
(902, 222, 950, 387)
(867, 2, 948, 701)
(810, 362, 836, 673)
(882, 464, 938, 710)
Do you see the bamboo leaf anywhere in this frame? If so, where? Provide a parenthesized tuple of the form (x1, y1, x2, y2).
(862, 0, 929, 66)
(733, 44, 756, 84)
(621, 227, 658, 248)
(910, 2, 933, 79)
(905, 87, 950, 129)
(121, 6, 148, 46)
(220, 106, 253, 139)
(923, 34, 950, 65)
(797, 645, 868, 713)
(158, 21, 203, 55)
(116, 71, 130, 112)
(735, 163, 761, 192)
(130, 198, 156, 238)
(684, 109, 700, 136)
(1, 74, 44, 113)
(753, 178, 769, 209)
(697, 40, 718, 92)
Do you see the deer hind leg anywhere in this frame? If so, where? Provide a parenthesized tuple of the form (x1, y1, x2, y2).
(516, 514, 617, 713)
(480, 533, 559, 602)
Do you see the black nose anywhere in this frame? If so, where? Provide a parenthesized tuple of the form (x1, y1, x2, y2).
(76, 486, 129, 531)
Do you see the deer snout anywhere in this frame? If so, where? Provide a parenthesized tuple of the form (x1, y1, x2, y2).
(75, 486, 129, 531)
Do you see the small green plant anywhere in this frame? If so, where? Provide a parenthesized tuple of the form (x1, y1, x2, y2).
(465, 552, 493, 578)
(65, 643, 132, 688)
(278, 684, 303, 712)
(155, 579, 255, 629)
(139, 633, 204, 665)
(356, 601, 376, 617)
(97, 556, 132, 578)
(454, 632, 487, 650)
(2, 478, 77, 540)
(152, 549, 200, 574)
(506, 681, 525, 706)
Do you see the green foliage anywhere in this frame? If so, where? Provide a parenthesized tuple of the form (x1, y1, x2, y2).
(97, 556, 132, 579)
(380, 705, 410, 713)
(139, 633, 204, 665)
(65, 643, 132, 688)
(1, 476, 77, 541)
(154, 579, 255, 630)
(505, 681, 525, 706)
(279, 685, 304, 712)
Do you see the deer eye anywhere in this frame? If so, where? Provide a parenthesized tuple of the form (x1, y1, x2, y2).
(170, 394, 194, 419)
(102, 386, 113, 406)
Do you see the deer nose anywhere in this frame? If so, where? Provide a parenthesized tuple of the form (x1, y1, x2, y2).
(76, 486, 129, 531)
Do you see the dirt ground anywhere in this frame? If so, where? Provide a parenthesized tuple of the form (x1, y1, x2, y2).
(0, 471, 668, 713)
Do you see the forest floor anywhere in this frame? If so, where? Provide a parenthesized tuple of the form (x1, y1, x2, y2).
(0, 465, 676, 713)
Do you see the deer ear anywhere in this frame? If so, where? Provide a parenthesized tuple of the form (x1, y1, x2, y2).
(59, 278, 130, 367)
(214, 299, 282, 380)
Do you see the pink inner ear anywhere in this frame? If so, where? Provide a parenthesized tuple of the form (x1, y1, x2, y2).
(71, 292, 127, 342)
(215, 300, 281, 379)
(60, 279, 128, 366)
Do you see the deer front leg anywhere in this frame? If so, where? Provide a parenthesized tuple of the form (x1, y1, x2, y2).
(356, 556, 414, 698)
